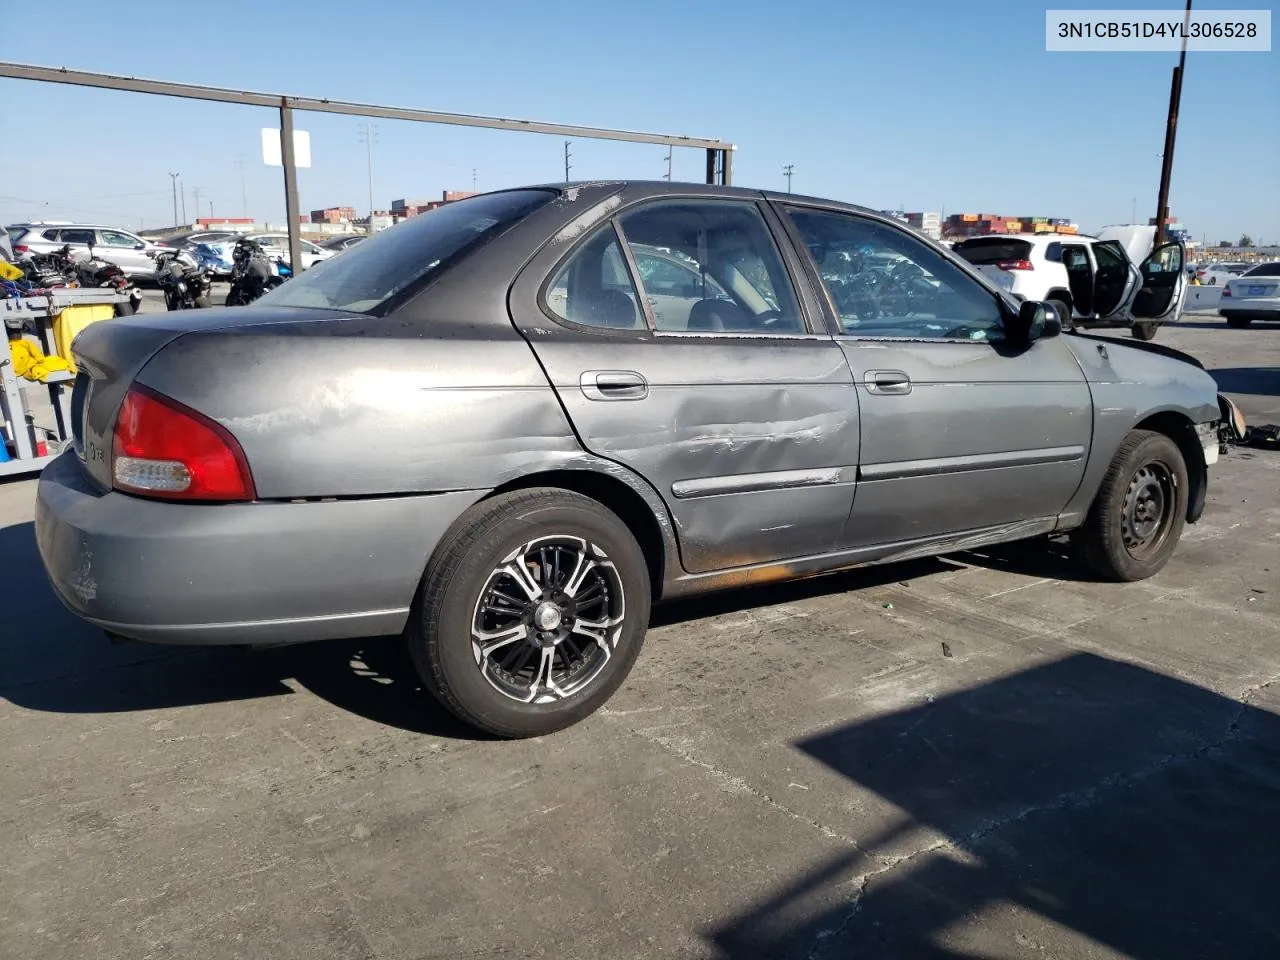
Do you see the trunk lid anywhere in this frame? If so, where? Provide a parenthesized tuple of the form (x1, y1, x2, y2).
(71, 305, 351, 489)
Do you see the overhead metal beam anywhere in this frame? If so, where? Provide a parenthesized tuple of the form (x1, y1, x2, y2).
(0, 62, 730, 151)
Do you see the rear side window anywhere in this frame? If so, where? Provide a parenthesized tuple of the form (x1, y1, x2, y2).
(544, 225, 644, 330)
(953, 238, 1034, 265)
(256, 189, 555, 314)
(1242, 262, 1280, 277)
(59, 228, 96, 245)
(617, 199, 805, 334)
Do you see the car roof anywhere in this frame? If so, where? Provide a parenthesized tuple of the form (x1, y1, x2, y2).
(957, 232, 1102, 245)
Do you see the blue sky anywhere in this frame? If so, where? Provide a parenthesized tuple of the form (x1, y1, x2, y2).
(2, 0, 1275, 242)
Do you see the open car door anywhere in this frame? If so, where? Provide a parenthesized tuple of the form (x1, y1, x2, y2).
(1127, 239, 1187, 339)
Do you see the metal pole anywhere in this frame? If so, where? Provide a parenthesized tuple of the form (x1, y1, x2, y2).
(280, 102, 303, 273)
(705, 148, 716, 185)
(665, 147, 672, 181)
(720, 148, 732, 186)
(168, 172, 179, 228)
(180, 180, 186, 225)
(564, 141, 571, 183)
(1154, 0, 1192, 247)
(362, 122, 375, 219)
(784, 164, 793, 193)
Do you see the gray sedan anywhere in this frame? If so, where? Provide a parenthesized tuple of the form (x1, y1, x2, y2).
(35, 182, 1236, 737)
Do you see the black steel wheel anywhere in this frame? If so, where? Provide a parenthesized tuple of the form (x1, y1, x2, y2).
(1072, 429, 1188, 581)
(407, 488, 651, 738)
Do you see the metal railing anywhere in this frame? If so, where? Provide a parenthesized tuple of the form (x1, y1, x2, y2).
(0, 62, 735, 269)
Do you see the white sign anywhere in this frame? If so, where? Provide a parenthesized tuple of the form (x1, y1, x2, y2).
(261, 128, 313, 168)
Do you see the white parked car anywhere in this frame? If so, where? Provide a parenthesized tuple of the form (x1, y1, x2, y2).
(1219, 261, 1280, 327)
(1197, 262, 1248, 286)
(953, 226, 1187, 340)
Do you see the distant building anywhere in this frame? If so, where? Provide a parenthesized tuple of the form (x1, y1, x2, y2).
(905, 212, 942, 240)
(391, 191, 480, 218)
(310, 206, 356, 224)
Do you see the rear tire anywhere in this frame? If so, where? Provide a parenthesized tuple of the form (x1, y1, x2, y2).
(114, 299, 137, 317)
(1225, 315, 1252, 328)
(406, 488, 651, 738)
(1131, 321, 1158, 341)
(193, 294, 211, 309)
(1072, 430, 1188, 582)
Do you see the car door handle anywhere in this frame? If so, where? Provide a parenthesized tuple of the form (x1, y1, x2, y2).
(580, 370, 648, 401)
(864, 370, 911, 395)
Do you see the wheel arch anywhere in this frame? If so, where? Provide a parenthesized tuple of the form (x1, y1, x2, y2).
(1133, 410, 1206, 522)
(485, 466, 679, 598)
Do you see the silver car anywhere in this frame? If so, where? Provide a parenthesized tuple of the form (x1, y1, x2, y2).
(35, 182, 1236, 738)
(7, 222, 177, 280)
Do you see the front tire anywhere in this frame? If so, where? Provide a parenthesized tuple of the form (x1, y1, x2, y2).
(407, 489, 651, 738)
(1225, 315, 1252, 328)
(1131, 321, 1158, 341)
(1072, 430, 1188, 581)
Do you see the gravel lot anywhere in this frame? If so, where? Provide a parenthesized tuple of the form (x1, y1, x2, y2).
(2, 310, 1277, 959)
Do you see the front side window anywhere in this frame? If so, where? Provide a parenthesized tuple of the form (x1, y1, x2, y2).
(617, 200, 805, 334)
(544, 225, 644, 330)
(786, 208, 1004, 340)
(257, 189, 555, 314)
(99, 230, 137, 248)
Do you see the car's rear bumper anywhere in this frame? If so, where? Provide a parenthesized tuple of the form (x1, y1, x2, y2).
(35, 451, 481, 646)
(1218, 304, 1280, 322)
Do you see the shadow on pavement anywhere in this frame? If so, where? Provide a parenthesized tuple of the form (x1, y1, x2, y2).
(708, 652, 1280, 959)
(0, 520, 481, 739)
(1212, 367, 1280, 397)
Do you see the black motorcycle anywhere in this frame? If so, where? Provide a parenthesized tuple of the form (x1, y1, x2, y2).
(153, 250, 213, 310)
(225, 237, 287, 306)
(76, 243, 143, 316)
(19, 246, 79, 288)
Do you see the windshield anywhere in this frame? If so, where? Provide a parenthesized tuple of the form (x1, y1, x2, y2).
(1242, 262, 1280, 277)
(255, 189, 556, 313)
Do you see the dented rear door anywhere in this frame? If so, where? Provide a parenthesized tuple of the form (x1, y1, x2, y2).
(508, 188, 859, 575)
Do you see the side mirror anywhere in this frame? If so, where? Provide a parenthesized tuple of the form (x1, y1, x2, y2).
(1005, 299, 1062, 343)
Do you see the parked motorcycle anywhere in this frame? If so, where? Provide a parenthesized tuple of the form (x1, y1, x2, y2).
(76, 243, 144, 316)
(152, 250, 213, 310)
(225, 237, 288, 306)
(17, 247, 79, 289)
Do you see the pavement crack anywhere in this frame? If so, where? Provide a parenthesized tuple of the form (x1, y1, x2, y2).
(603, 716, 865, 850)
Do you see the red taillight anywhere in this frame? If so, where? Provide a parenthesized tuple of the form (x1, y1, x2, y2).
(996, 259, 1035, 271)
(14, 244, 29, 254)
(1221, 286, 1232, 298)
(111, 385, 255, 501)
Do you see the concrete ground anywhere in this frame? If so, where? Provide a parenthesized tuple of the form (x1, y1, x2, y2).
(2, 310, 1278, 959)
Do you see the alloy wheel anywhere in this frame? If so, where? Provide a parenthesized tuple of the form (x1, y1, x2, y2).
(470, 535, 625, 704)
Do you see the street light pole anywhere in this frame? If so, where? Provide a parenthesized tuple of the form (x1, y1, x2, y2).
(783, 164, 793, 193)
(168, 172, 180, 228)
(1154, 0, 1192, 247)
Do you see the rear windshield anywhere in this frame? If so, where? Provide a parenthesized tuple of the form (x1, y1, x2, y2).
(1241, 262, 1280, 277)
(953, 238, 1034, 265)
(256, 189, 556, 314)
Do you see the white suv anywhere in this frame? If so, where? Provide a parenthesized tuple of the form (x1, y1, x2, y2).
(954, 226, 1187, 340)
